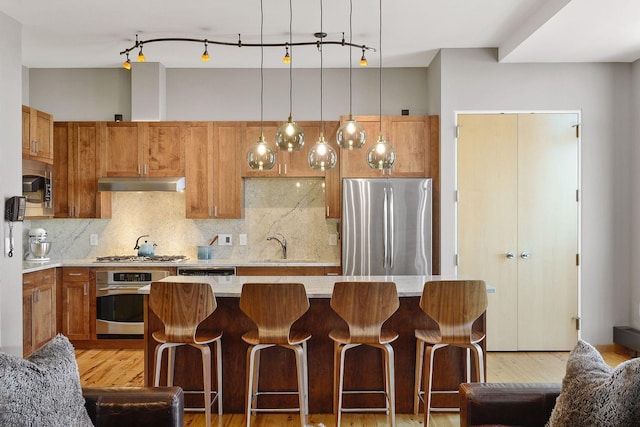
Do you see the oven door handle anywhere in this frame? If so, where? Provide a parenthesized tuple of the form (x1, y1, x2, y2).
(96, 286, 146, 297)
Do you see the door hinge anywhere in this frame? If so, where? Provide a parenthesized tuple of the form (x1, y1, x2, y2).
(455, 124, 461, 139)
(576, 189, 579, 202)
(454, 254, 459, 267)
(573, 124, 580, 138)
(454, 190, 459, 202)
(574, 317, 581, 330)
(576, 253, 580, 266)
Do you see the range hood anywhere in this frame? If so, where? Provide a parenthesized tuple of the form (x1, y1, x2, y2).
(98, 177, 186, 192)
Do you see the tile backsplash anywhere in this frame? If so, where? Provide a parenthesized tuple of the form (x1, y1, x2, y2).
(25, 178, 340, 262)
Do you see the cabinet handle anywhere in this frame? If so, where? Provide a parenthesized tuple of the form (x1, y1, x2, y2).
(284, 164, 287, 175)
(278, 164, 281, 175)
(23, 280, 31, 285)
(84, 283, 89, 296)
(137, 164, 141, 175)
(520, 251, 530, 259)
(34, 140, 39, 154)
(34, 289, 40, 303)
(214, 206, 218, 217)
(144, 164, 148, 175)
(68, 273, 82, 276)
(326, 206, 330, 217)
(505, 252, 515, 259)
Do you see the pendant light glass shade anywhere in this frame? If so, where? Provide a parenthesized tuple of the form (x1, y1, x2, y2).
(337, 114, 365, 149)
(276, 116, 305, 152)
(366, 132, 395, 170)
(308, 132, 337, 171)
(247, 134, 276, 171)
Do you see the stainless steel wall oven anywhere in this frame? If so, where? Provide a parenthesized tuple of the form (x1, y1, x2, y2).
(96, 270, 169, 339)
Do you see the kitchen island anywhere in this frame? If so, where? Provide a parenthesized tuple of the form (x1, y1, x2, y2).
(142, 275, 488, 414)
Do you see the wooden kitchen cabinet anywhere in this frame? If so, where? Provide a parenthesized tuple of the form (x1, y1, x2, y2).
(144, 122, 185, 177)
(322, 121, 341, 219)
(185, 122, 243, 219)
(54, 122, 111, 218)
(61, 267, 93, 341)
(236, 265, 339, 276)
(23, 269, 56, 356)
(22, 105, 54, 164)
(340, 115, 439, 178)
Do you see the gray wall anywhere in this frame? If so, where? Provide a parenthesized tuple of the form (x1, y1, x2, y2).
(437, 48, 633, 345)
(0, 12, 25, 355)
(632, 60, 640, 332)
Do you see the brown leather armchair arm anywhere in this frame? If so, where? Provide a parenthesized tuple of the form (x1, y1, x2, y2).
(83, 386, 184, 427)
(459, 383, 561, 427)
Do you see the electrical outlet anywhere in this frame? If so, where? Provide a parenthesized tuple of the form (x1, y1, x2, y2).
(239, 234, 247, 246)
(329, 234, 338, 246)
(90, 234, 99, 246)
(218, 234, 232, 246)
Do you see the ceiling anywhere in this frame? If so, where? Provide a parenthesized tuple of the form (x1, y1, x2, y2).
(1, 0, 640, 69)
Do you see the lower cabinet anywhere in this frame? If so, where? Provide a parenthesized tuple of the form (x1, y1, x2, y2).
(236, 266, 341, 276)
(61, 267, 93, 341)
(23, 269, 56, 356)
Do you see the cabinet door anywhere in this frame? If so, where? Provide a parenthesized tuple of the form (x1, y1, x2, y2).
(62, 276, 91, 341)
(22, 106, 32, 157)
(100, 122, 145, 176)
(34, 110, 54, 163)
(322, 122, 341, 218)
(73, 122, 108, 218)
(53, 122, 72, 218)
(213, 122, 243, 218)
(242, 122, 281, 177)
(144, 122, 185, 177)
(185, 122, 214, 218)
(387, 116, 429, 177)
(340, 116, 385, 178)
(22, 288, 34, 357)
(283, 122, 325, 177)
(33, 274, 56, 351)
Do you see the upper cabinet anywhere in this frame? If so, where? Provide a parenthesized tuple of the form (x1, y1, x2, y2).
(54, 122, 111, 218)
(185, 122, 243, 219)
(99, 122, 185, 177)
(340, 115, 439, 178)
(22, 105, 54, 164)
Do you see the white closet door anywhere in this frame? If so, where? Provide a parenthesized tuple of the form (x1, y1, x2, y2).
(457, 114, 519, 351)
(516, 113, 579, 351)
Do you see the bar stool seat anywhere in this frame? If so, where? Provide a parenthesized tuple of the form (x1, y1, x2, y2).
(239, 282, 311, 427)
(149, 281, 222, 427)
(329, 281, 399, 427)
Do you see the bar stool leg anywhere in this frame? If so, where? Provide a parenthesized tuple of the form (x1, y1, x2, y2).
(382, 343, 396, 427)
(215, 338, 223, 415)
(197, 344, 212, 427)
(292, 344, 307, 426)
(414, 340, 425, 414)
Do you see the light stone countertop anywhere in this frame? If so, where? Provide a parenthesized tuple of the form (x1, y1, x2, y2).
(139, 274, 494, 298)
(22, 258, 340, 274)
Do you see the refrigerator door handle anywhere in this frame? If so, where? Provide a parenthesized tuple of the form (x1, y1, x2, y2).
(383, 187, 389, 269)
(388, 186, 394, 269)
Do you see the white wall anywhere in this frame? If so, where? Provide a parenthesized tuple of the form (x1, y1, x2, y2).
(0, 12, 25, 356)
(29, 67, 429, 121)
(438, 48, 632, 345)
(631, 59, 640, 331)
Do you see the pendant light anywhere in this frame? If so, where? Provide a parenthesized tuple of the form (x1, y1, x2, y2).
(247, 0, 276, 171)
(336, 0, 366, 150)
(276, 0, 305, 152)
(308, 0, 337, 171)
(366, 0, 395, 170)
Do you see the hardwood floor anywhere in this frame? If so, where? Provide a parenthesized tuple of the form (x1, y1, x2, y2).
(75, 347, 632, 426)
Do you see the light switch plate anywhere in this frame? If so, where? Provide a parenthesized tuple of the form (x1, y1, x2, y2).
(218, 234, 232, 246)
(239, 234, 247, 246)
(90, 234, 99, 246)
(329, 234, 338, 246)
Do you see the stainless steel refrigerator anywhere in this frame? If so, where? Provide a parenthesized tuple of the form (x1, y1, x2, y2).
(342, 178, 432, 275)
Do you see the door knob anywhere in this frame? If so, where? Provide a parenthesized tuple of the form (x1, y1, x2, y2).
(520, 251, 530, 259)
(505, 252, 515, 259)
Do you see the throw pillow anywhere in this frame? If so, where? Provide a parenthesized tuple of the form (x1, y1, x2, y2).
(546, 339, 640, 427)
(0, 334, 93, 427)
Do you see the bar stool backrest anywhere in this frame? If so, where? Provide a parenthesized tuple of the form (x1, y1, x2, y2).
(330, 281, 399, 344)
(419, 280, 487, 345)
(239, 283, 309, 344)
(149, 281, 217, 343)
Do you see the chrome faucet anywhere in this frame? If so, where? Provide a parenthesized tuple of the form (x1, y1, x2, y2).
(267, 234, 287, 259)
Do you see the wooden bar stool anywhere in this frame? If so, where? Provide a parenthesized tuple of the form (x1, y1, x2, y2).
(413, 280, 487, 427)
(329, 281, 399, 427)
(149, 281, 222, 427)
(239, 282, 311, 427)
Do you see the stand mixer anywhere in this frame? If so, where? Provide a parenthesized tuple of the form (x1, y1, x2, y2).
(26, 228, 51, 261)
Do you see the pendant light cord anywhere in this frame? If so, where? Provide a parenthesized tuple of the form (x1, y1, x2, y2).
(379, 0, 383, 135)
(320, 0, 324, 128)
(349, 0, 353, 115)
(260, 0, 264, 135)
(289, 0, 293, 117)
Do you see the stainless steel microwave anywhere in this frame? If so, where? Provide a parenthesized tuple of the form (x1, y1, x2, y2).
(22, 159, 53, 218)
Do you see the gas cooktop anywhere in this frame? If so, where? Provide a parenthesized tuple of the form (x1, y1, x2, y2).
(94, 255, 188, 263)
